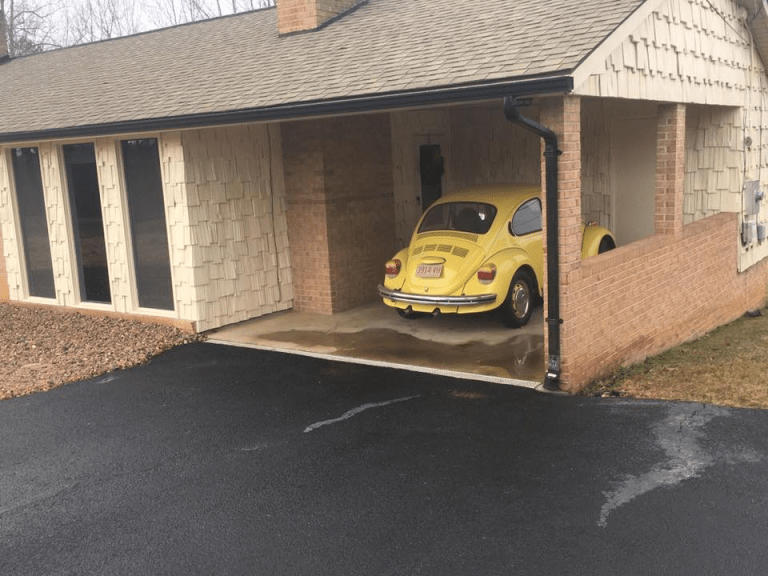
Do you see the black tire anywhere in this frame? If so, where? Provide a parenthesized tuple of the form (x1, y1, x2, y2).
(501, 269, 536, 328)
(598, 236, 616, 254)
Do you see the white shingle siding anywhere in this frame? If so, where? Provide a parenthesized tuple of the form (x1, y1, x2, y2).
(0, 150, 24, 301)
(0, 123, 292, 331)
(576, 0, 768, 271)
(94, 139, 132, 313)
(173, 124, 293, 332)
(38, 143, 77, 306)
(575, 0, 758, 105)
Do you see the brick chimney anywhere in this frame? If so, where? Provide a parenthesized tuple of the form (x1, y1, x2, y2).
(277, 0, 360, 34)
(0, 9, 9, 61)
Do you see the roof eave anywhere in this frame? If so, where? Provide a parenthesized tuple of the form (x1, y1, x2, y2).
(0, 74, 574, 144)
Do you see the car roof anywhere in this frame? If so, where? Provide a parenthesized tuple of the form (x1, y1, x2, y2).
(433, 185, 541, 213)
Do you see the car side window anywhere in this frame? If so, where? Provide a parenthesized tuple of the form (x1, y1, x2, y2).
(509, 199, 542, 236)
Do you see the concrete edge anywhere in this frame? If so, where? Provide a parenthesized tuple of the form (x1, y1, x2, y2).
(206, 338, 544, 391)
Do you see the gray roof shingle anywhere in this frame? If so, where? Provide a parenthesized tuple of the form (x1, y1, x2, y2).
(0, 0, 645, 138)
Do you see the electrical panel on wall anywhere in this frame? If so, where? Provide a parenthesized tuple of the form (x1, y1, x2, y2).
(743, 180, 763, 217)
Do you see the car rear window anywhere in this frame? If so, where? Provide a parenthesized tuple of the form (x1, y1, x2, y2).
(418, 202, 497, 235)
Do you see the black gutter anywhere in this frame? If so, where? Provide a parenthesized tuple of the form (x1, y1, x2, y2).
(503, 96, 563, 391)
(0, 75, 574, 144)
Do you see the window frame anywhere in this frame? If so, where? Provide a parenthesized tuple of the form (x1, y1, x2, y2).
(4, 147, 58, 303)
(508, 198, 543, 237)
(59, 142, 114, 309)
(117, 137, 177, 315)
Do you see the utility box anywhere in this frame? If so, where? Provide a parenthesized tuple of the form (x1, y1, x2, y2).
(759, 223, 767, 244)
(743, 220, 758, 245)
(743, 180, 764, 217)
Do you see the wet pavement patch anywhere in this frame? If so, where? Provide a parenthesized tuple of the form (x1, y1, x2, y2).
(258, 328, 545, 380)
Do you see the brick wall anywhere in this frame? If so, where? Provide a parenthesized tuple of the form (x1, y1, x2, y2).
(325, 114, 395, 311)
(277, 0, 359, 34)
(281, 120, 333, 313)
(282, 113, 395, 313)
(561, 212, 768, 390)
(655, 104, 686, 236)
(539, 96, 584, 379)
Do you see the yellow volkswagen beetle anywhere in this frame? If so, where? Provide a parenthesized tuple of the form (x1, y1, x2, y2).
(378, 185, 615, 327)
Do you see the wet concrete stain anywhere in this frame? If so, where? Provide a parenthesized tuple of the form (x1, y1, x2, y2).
(598, 404, 762, 528)
(258, 328, 545, 380)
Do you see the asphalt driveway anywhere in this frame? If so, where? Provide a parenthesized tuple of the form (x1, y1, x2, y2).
(2, 343, 767, 575)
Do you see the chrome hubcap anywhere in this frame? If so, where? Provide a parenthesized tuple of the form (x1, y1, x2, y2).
(511, 282, 530, 319)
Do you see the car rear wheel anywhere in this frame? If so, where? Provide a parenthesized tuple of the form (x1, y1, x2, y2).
(598, 236, 616, 254)
(502, 270, 535, 328)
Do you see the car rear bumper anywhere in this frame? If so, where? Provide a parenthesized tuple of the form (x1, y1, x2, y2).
(377, 285, 497, 307)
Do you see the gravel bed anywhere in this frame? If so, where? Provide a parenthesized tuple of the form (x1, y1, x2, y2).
(0, 302, 200, 400)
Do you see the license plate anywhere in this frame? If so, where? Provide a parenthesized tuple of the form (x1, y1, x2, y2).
(416, 263, 443, 278)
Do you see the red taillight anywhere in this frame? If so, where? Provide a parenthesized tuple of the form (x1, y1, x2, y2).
(477, 265, 496, 283)
(385, 259, 401, 278)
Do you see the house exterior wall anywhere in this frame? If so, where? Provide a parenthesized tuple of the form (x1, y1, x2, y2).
(683, 105, 742, 223)
(389, 103, 541, 250)
(175, 125, 293, 331)
(574, 0, 768, 271)
(282, 113, 395, 314)
(94, 139, 133, 313)
(0, 232, 8, 300)
(0, 123, 291, 332)
(0, 151, 19, 302)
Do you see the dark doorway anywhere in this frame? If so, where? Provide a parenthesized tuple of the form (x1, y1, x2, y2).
(63, 143, 111, 304)
(419, 144, 444, 212)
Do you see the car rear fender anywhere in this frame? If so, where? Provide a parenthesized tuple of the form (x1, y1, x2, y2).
(382, 247, 410, 290)
(582, 225, 615, 258)
(461, 247, 537, 302)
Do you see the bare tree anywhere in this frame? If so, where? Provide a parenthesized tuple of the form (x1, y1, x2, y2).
(0, 0, 275, 57)
(61, 0, 140, 45)
(150, 0, 273, 27)
(1, 0, 62, 56)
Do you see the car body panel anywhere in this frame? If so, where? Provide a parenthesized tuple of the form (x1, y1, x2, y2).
(380, 185, 614, 316)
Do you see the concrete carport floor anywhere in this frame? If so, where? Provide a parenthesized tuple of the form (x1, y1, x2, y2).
(208, 302, 545, 386)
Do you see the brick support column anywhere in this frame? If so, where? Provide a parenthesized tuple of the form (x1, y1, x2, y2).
(538, 95, 582, 389)
(282, 114, 395, 314)
(655, 104, 686, 236)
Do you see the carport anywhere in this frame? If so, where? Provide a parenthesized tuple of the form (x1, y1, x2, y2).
(207, 98, 551, 386)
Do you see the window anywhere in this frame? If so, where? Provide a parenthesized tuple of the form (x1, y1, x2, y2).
(419, 202, 497, 235)
(121, 139, 174, 311)
(63, 143, 111, 304)
(509, 199, 542, 236)
(11, 148, 55, 299)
